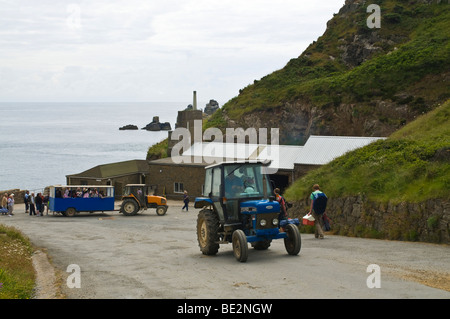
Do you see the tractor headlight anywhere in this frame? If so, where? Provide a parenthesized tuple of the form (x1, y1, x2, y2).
(272, 218, 279, 226)
(260, 219, 267, 227)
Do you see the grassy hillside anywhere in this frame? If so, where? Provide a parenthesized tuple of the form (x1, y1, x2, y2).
(284, 99, 450, 203)
(146, 138, 169, 161)
(0, 225, 35, 299)
(206, 0, 449, 141)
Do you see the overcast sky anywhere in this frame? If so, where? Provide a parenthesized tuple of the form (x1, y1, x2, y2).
(0, 0, 344, 104)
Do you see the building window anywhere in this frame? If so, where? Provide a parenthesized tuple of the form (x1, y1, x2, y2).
(212, 168, 221, 197)
(203, 169, 212, 196)
(174, 182, 184, 193)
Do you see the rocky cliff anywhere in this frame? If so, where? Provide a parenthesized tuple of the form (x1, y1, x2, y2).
(206, 0, 449, 144)
(284, 97, 449, 244)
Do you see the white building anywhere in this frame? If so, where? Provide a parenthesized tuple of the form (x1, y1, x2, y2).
(174, 135, 385, 193)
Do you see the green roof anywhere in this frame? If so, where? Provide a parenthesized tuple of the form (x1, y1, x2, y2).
(67, 160, 149, 179)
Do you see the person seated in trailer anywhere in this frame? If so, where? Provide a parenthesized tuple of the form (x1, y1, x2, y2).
(91, 188, 99, 197)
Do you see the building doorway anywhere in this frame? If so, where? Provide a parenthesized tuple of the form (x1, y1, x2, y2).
(269, 174, 290, 194)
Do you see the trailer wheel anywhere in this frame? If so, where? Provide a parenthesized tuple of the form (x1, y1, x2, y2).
(156, 206, 167, 216)
(284, 224, 301, 255)
(232, 230, 248, 262)
(121, 199, 139, 216)
(65, 207, 77, 217)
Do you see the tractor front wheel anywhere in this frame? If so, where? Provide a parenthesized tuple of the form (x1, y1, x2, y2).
(232, 230, 248, 262)
(284, 224, 301, 255)
(156, 206, 167, 216)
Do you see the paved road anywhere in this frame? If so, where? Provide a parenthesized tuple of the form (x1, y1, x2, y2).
(1, 201, 449, 299)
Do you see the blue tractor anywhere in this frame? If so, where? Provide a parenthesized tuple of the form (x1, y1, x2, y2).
(194, 161, 301, 262)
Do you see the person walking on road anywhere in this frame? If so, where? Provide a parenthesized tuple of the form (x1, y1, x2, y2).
(1, 193, 8, 215)
(1, 193, 7, 209)
(7, 194, 15, 216)
(182, 190, 190, 212)
(274, 188, 287, 222)
(308, 184, 328, 239)
(24, 190, 30, 214)
(36, 193, 43, 216)
(29, 193, 36, 216)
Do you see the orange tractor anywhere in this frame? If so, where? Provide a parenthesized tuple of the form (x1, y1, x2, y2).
(120, 184, 168, 216)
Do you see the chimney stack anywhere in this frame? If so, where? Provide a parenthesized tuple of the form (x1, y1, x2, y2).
(193, 91, 197, 111)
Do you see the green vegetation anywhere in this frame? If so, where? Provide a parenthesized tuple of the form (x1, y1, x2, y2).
(285, 99, 450, 204)
(146, 138, 169, 161)
(206, 1, 449, 127)
(0, 225, 35, 299)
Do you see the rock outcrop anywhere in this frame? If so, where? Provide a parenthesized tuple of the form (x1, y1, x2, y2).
(142, 116, 172, 131)
(204, 100, 220, 115)
(119, 124, 139, 130)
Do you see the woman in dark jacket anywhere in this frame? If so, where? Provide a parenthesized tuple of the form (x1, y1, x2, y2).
(182, 190, 189, 212)
(35, 193, 43, 216)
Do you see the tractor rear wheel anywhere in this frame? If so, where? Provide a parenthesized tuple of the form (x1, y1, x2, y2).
(284, 224, 301, 255)
(121, 199, 139, 216)
(197, 209, 220, 256)
(232, 230, 248, 262)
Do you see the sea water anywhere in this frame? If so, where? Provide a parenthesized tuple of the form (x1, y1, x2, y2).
(0, 102, 183, 192)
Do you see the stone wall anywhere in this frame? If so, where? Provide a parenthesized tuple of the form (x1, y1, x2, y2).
(291, 196, 450, 244)
(0, 189, 27, 204)
(148, 163, 205, 200)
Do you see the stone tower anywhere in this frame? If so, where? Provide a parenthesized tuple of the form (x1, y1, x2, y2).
(168, 91, 203, 156)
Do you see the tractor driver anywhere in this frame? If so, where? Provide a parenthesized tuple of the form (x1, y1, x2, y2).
(224, 170, 244, 222)
(225, 171, 244, 198)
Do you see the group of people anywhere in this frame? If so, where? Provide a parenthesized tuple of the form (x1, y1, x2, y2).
(24, 191, 48, 216)
(0, 191, 48, 217)
(275, 184, 328, 239)
(56, 187, 106, 199)
(1, 193, 15, 216)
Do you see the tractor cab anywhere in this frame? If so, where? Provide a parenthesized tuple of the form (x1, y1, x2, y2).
(194, 160, 301, 262)
(123, 184, 153, 206)
(197, 161, 273, 222)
